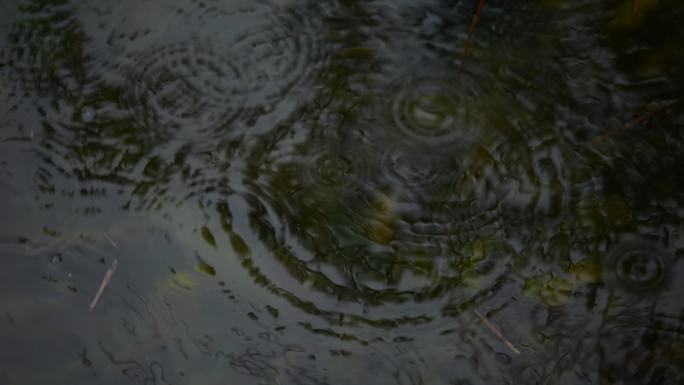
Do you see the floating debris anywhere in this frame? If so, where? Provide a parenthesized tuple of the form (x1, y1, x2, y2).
(103, 232, 118, 249)
(583, 99, 680, 148)
(89, 259, 118, 311)
(474, 310, 520, 355)
(458, 0, 486, 75)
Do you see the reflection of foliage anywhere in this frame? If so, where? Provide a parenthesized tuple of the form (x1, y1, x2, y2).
(608, 0, 684, 81)
(600, 298, 684, 384)
(4, 0, 87, 94)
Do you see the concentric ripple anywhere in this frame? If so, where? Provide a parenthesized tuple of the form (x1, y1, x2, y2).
(308, 152, 356, 190)
(380, 149, 461, 192)
(121, 1, 327, 140)
(229, 2, 327, 112)
(232, 178, 512, 327)
(128, 41, 246, 141)
(604, 241, 670, 292)
(388, 77, 484, 146)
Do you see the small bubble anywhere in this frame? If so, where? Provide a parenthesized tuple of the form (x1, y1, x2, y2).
(50, 254, 63, 264)
(81, 107, 95, 122)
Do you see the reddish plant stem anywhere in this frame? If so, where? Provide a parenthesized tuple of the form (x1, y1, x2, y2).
(457, 0, 486, 87)
(584, 100, 680, 148)
(632, 0, 638, 15)
(459, 0, 486, 69)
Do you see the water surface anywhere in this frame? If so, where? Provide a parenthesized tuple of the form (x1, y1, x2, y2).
(1, 0, 684, 384)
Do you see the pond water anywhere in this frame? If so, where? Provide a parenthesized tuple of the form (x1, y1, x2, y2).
(1, 0, 684, 384)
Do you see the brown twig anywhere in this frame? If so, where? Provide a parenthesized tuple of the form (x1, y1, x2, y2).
(474, 310, 521, 355)
(632, 0, 638, 15)
(585, 111, 653, 147)
(89, 259, 118, 311)
(459, 0, 486, 71)
(583, 100, 679, 148)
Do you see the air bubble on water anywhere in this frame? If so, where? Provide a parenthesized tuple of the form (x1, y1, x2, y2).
(81, 107, 95, 122)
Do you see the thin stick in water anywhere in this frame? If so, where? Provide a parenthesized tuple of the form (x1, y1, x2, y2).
(89, 259, 118, 311)
(459, 0, 486, 70)
(583, 99, 680, 148)
(474, 310, 521, 355)
(103, 232, 118, 249)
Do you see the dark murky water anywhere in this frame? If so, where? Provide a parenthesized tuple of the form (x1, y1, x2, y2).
(1, 0, 684, 384)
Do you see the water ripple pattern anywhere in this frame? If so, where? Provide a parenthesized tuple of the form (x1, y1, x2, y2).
(231, 3, 327, 107)
(120, 0, 328, 142)
(231, 131, 514, 327)
(128, 41, 246, 141)
(174, 0, 329, 123)
(2, 0, 684, 384)
(389, 77, 483, 146)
